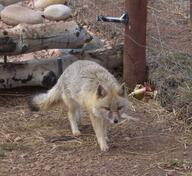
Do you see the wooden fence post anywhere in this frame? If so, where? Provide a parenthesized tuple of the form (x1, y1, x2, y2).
(190, 0, 192, 25)
(123, 0, 148, 89)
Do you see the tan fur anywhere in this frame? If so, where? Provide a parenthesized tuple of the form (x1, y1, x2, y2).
(29, 60, 131, 151)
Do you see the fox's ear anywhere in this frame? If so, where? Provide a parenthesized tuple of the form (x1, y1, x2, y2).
(96, 85, 107, 98)
(118, 83, 126, 97)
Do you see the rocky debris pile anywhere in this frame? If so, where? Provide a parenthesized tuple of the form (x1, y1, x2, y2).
(0, 0, 72, 25)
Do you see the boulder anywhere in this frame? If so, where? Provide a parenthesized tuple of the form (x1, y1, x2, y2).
(1, 4, 43, 25)
(43, 4, 71, 21)
(34, 0, 66, 9)
(0, 4, 4, 14)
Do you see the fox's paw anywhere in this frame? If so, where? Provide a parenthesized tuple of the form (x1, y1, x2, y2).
(72, 130, 81, 137)
(100, 144, 109, 152)
(28, 95, 40, 112)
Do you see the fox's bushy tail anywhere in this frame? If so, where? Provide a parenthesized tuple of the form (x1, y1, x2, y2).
(28, 85, 61, 111)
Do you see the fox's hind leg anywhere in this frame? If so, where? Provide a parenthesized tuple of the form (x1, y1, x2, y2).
(62, 96, 81, 136)
(68, 101, 81, 136)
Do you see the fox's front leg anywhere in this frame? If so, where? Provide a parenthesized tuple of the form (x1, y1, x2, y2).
(90, 115, 109, 151)
(104, 125, 109, 142)
(65, 98, 81, 136)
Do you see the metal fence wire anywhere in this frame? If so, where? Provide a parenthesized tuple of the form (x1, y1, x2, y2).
(68, 0, 125, 45)
(68, 0, 192, 55)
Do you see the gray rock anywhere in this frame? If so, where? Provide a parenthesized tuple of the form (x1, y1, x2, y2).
(43, 4, 71, 21)
(34, 0, 66, 9)
(1, 4, 43, 25)
(0, 4, 4, 15)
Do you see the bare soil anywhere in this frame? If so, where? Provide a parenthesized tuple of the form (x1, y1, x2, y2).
(0, 89, 192, 176)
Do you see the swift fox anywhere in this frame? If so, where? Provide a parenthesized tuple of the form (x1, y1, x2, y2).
(29, 60, 131, 151)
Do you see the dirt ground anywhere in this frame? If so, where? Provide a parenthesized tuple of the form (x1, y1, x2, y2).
(0, 0, 192, 176)
(0, 89, 192, 176)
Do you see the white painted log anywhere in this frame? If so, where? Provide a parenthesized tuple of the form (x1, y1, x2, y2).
(0, 0, 21, 6)
(0, 21, 92, 56)
(0, 45, 123, 89)
(0, 4, 4, 14)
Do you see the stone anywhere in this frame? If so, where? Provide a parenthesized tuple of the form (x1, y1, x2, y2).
(34, 0, 66, 9)
(14, 136, 22, 142)
(166, 170, 175, 176)
(1, 4, 43, 26)
(44, 165, 52, 171)
(43, 4, 71, 21)
(0, 4, 4, 14)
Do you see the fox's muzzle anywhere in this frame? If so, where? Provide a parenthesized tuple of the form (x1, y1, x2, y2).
(108, 111, 120, 124)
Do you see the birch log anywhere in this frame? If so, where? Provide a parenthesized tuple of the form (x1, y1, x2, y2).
(0, 21, 92, 56)
(0, 0, 21, 6)
(0, 45, 123, 89)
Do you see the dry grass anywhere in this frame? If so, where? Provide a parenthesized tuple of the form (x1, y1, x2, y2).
(0, 0, 192, 175)
(0, 87, 192, 175)
(70, 0, 192, 123)
(0, 93, 170, 150)
(148, 52, 192, 121)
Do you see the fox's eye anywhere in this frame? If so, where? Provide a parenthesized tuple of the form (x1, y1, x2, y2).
(117, 106, 124, 110)
(103, 107, 110, 111)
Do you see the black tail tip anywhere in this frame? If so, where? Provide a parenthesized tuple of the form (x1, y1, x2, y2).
(27, 95, 40, 112)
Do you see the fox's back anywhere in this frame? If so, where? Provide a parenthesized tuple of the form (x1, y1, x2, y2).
(58, 60, 119, 97)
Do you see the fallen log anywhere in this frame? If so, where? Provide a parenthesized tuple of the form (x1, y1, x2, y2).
(0, 44, 123, 89)
(0, 0, 21, 6)
(0, 21, 92, 56)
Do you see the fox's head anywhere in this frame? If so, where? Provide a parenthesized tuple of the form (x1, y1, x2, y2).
(92, 83, 131, 124)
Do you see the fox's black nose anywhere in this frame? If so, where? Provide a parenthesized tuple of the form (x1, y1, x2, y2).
(114, 119, 118, 124)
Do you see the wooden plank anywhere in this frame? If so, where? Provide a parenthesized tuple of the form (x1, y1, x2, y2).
(123, 0, 148, 88)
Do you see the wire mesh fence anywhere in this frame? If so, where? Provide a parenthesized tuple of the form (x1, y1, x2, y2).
(68, 0, 125, 45)
(68, 0, 192, 55)
(68, 0, 192, 116)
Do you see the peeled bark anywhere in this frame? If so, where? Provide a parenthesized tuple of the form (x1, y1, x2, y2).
(0, 21, 92, 56)
(0, 45, 123, 89)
